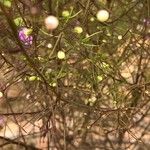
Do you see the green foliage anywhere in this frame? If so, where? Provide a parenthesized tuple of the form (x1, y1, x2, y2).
(13, 17, 24, 26)
(0, 0, 149, 149)
(0, 0, 12, 8)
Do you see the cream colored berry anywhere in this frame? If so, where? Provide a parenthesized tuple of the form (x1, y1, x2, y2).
(44, 16, 59, 30)
(96, 10, 109, 22)
(57, 51, 66, 59)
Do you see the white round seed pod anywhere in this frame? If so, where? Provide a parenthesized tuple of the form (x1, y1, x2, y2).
(44, 16, 59, 30)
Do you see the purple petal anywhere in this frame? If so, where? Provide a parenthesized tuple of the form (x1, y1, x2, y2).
(18, 27, 33, 46)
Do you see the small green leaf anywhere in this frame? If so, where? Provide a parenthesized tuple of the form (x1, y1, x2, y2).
(57, 72, 66, 79)
(14, 17, 24, 26)
(0, 0, 12, 8)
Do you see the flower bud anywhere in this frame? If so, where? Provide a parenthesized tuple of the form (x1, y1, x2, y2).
(74, 26, 83, 34)
(62, 10, 70, 17)
(57, 51, 66, 59)
(96, 10, 109, 22)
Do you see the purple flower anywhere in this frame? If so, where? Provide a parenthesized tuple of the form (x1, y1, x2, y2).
(18, 27, 33, 46)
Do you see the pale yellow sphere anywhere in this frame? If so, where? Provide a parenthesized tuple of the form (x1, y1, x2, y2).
(28, 76, 37, 81)
(97, 75, 103, 81)
(57, 51, 66, 59)
(47, 43, 52, 48)
(74, 26, 83, 34)
(96, 10, 109, 22)
(62, 10, 70, 17)
(44, 16, 59, 30)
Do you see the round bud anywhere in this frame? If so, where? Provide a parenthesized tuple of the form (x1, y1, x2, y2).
(90, 17, 95, 22)
(57, 51, 66, 59)
(74, 26, 83, 34)
(28, 76, 37, 81)
(62, 10, 70, 17)
(52, 83, 57, 87)
(97, 75, 103, 81)
(44, 16, 59, 30)
(96, 10, 109, 22)
(118, 35, 123, 40)
(47, 43, 52, 49)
